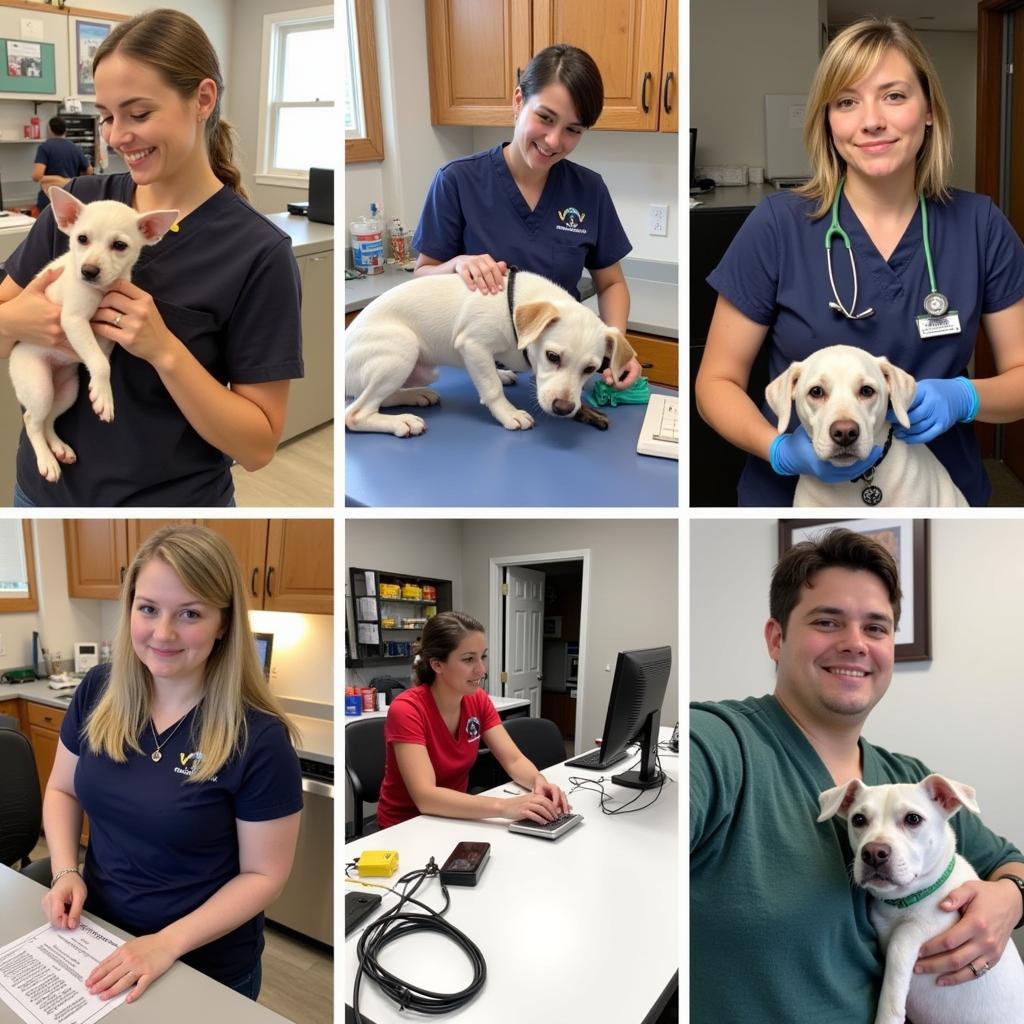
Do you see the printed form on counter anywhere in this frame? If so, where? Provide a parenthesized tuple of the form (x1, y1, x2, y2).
(0, 920, 129, 1024)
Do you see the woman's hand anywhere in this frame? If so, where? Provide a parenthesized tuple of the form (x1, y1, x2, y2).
(41, 871, 87, 930)
(1, 266, 73, 355)
(890, 377, 978, 444)
(915, 879, 1020, 986)
(603, 356, 642, 390)
(769, 425, 882, 482)
(503, 790, 560, 823)
(453, 255, 508, 295)
(86, 933, 178, 1003)
(91, 279, 180, 369)
(532, 778, 571, 815)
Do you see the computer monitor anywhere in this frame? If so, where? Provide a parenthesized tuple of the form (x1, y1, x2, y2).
(596, 645, 672, 790)
(254, 632, 274, 678)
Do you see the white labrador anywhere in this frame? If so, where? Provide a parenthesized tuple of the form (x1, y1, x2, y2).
(818, 775, 1024, 1024)
(765, 345, 968, 507)
(344, 270, 635, 437)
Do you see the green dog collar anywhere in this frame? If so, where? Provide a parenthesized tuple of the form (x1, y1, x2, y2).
(881, 855, 956, 909)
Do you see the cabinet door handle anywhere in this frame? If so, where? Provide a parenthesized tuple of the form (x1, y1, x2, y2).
(266, 566, 275, 597)
(516, 66, 521, 85)
(663, 71, 674, 114)
(641, 71, 652, 113)
(120, 566, 126, 583)
(250, 568, 258, 597)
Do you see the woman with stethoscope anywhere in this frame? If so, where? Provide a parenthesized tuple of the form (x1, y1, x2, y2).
(695, 16, 1024, 506)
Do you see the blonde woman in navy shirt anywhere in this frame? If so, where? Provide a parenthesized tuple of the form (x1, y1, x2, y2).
(413, 44, 642, 390)
(40, 526, 302, 1003)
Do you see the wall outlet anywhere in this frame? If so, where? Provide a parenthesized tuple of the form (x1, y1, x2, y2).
(647, 203, 668, 237)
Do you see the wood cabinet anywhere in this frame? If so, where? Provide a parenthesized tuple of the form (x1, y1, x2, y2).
(627, 330, 678, 388)
(24, 701, 89, 846)
(64, 520, 334, 616)
(0, 696, 23, 731)
(427, 0, 677, 132)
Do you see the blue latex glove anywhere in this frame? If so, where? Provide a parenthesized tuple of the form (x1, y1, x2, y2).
(769, 425, 883, 482)
(888, 376, 979, 445)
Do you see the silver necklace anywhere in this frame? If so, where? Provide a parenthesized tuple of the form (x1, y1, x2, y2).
(149, 709, 193, 763)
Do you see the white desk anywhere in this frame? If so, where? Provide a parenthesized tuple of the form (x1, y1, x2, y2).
(343, 731, 678, 1023)
(0, 865, 290, 1023)
(344, 696, 530, 724)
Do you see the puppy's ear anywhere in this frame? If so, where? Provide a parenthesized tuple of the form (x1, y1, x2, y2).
(137, 209, 180, 245)
(817, 779, 865, 822)
(604, 328, 636, 382)
(878, 357, 916, 429)
(921, 774, 980, 818)
(514, 301, 560, 350)
(48, 187, 85, 233)
(765, 363, 802, 434)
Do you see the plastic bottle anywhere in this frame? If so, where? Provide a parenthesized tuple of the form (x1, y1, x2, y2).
(30, 116, 40, 140)
(350, 202, 385, 275)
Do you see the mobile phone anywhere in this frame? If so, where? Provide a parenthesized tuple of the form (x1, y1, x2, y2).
(345, 891, 382, 936)
(439, 841, 491, 886)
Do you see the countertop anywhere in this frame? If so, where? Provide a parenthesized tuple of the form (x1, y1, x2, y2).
(264, 212, 334, 256)
(346, 256, 677, 337)
(690, 182, 778, 211)
(0, 677, 76, 710)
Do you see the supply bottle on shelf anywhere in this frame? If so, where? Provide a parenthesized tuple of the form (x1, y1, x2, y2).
(350, 202, 385, 275)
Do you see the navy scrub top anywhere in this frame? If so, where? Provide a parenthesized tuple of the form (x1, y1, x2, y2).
(708, 187, 1024, 507)
(413, 142, 631, 300)
(5, 174, 304, 507)
(33, 138, 90, 210)
(61, 665, 303, 985)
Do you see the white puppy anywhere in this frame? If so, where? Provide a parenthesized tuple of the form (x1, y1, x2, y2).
(765, 345, 968, 507)
(8, 187, 177, 482)
(345, 270, 635, 437)
(818, 775, 1024, 1024)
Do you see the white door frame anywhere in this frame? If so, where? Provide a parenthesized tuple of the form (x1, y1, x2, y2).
(488, 547, 591, 755)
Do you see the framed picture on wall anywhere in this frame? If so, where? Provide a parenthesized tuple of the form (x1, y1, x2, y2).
(778, 518, 930, 661)
(71, 18, 114, 97)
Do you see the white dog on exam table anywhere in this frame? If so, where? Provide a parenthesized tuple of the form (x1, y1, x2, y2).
(344, 269, 635, 437)
(765, 344, 968, 507)
(818, 775, 1024, 1024)
(8, 186, 178, 482)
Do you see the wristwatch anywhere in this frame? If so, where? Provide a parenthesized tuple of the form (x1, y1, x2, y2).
(998, 874, 1024, 929)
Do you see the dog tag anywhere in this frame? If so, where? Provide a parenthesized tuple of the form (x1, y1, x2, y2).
(861, 485, 883, 506)
(916, 311, 961, 339)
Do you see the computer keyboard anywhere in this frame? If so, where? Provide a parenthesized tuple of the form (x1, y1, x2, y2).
(564, 747, 630, 770)
(508, 812, 583, 839)
(636, 393, 679, 459)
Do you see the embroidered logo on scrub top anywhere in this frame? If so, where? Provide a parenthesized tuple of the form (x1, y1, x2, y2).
(556, 207, 587, 234)
(466, 717, 481, 742)
(174, 751, 218, 781)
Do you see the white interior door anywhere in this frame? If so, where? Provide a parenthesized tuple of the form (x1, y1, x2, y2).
(503, 565, 544, 716)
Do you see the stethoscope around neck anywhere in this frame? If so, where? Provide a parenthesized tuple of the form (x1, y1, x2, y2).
(825, 175, 949, 321)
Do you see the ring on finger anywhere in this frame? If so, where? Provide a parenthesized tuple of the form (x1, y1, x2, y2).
(113, 313, 123, 327)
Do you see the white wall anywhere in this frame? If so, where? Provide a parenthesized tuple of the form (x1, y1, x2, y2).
(919, 30, 976, 191)
(690, 518, 1024, 845)
(345, 0, 678, 263)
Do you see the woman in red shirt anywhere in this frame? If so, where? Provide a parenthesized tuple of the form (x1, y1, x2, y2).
(376, 612, 571, 829)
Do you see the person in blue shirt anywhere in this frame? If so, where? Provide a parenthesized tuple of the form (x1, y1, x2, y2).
(40, 525, 303, 1004)
(0, 9, 302, 507)
(413, 44, 642, 389)
(32, 116, 93, 212)
(694, 17, 1024, 506)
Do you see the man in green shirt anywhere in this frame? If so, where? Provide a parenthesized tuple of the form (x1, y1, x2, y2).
(690, 528, 1024, 1024)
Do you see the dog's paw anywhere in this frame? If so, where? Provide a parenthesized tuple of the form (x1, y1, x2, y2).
(410, 389, 440, 407)
(88, 382, 115, 422)
(48, 439, 77, 465)
(497, 369, 517, 386)
(392, 414, 426, 437)
(500, 408, 535, 431)
(37, 453, 62, 483)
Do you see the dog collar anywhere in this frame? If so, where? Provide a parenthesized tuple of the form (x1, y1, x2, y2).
(854, 425, 895, 506)
(506, 265, 529, 366)
(880, 855, 956, 909)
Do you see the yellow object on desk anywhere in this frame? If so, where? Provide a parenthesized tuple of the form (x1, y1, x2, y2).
(358, 850, 399, 877)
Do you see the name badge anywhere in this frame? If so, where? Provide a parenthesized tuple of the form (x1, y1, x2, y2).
(916, 311, 962, 339)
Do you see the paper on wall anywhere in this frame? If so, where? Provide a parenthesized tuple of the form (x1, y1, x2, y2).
(357, 623, 379, 644)
(0, 920, 129, 1024)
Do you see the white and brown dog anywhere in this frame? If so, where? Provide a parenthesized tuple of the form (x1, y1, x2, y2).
(8, 187, 177, 482)
(345, 269, 635, 437)
(765, 345, 967, 507)
(818, 775, 1024, 1024)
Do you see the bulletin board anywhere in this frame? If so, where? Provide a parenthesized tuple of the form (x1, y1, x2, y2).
(0, 37, 56, 95)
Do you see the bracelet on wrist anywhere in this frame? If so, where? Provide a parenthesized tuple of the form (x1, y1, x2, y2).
(50, 867, 81, 888)
(997, 874, 1024, 929)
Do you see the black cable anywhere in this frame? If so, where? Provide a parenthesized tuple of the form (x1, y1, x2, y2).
(567, 750, 673, 815)
(352, 857, 487, 1021)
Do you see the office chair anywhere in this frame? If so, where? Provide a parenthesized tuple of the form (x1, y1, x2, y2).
(0, 724, 52, 885)
(369, 675, 409, 706)
(496, 717, 567, 784)
(345, 716, 386, 840)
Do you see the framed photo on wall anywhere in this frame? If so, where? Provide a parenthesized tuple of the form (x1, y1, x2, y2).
(71, 18, 114, 97)
(777, 518, 930, 661)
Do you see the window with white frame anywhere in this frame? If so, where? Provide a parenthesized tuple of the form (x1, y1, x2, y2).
(257, 6, 334, 184)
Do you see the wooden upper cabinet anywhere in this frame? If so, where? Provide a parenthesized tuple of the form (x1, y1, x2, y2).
(199, 520, 271, 608)
(427, 0, 532, 125)
(264, 520, 333, 615)
(533, 0, 667, 131)
(64, 521, 129, 599)
(660, 0, 677, 132)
